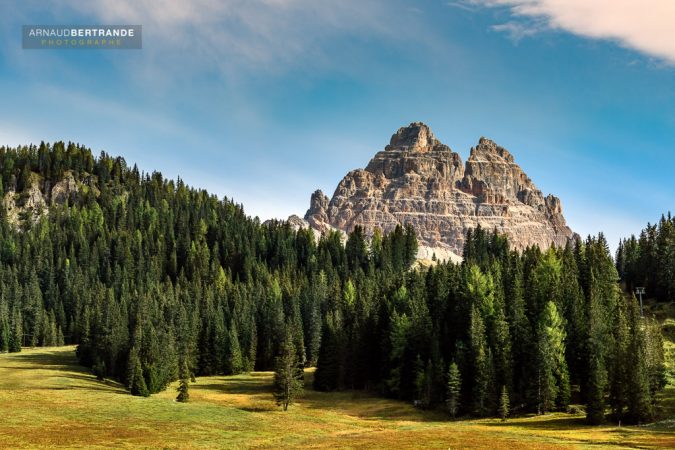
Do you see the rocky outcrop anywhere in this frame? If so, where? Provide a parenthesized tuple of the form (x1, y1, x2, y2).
(2, 171, 99, 229)
(304, 190, 331, 233)
(302, 122, 575, 258)
(3, 176, 48, 226)
(50, 172, 78, 205)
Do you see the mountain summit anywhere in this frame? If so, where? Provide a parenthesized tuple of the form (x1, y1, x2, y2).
(302, 122, 576, 259)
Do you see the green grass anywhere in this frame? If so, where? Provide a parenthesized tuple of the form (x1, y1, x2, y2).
(1, 347, 674, 449)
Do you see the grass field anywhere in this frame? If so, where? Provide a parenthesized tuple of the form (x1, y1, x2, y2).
(0, 346, 673, 449)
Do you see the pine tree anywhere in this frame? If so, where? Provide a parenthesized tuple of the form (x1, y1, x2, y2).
(127, 346, 149, 397)
(414, 358, 433, 409)
(446, 361, 461, 418)
(273, 330, 304, 411)
(608, 296, 629, 420)
(624, 299, 651, 423)
(0, 297, 9, 353)
(314, 310, 344, 391)
(176, 358, 190, 403)
(586, 353, 607, 424)
(536, 301, 570, 413)
(9, 305, 22, 353)
(644, 317, 667, 417)
(470, 305, 490, 416)
(224, 322, 243, 375)
(498, 385, 510, 421)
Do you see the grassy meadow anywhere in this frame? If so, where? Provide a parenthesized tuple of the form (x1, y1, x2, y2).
(0, 343, 673, 449)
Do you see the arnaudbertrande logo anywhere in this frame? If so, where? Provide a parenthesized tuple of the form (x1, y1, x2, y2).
(23, 25, 142, 49)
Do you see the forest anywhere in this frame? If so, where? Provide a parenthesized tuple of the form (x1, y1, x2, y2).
(0, 141, 668, 425)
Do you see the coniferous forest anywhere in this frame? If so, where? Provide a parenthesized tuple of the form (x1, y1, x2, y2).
(0, 142, 668, 425)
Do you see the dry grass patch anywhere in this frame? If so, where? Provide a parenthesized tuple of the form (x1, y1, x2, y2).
(0, 346, 673, 449)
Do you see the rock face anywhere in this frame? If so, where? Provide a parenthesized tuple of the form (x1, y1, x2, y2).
(2, 170, 99, 229)
(50, 173, 79, 205)
(3, 176, 48, 226)
(303, 122, 575, 257)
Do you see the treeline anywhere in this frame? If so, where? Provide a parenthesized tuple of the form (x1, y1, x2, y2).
(0, 141, 417, 392)
(313, 227, 666, 424)
(616, 213, 675, 302)
(0, 142, 667, 425)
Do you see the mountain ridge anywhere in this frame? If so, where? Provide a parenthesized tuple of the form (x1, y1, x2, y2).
(298, 122, 576, 258)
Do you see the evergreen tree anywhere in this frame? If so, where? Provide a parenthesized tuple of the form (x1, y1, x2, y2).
(273, 330, 304, 411)
(9, 305, 22, 353)
(224, 323, 243, 375)
(470, 305, 490, 416)
(176, 358, 190, 403)
(498, 385, 510, 421)
(127, 346, 149, 397)
(536, 301, 570, 413)
(623, 299, 651, 423)
(446, 361, 461, 418)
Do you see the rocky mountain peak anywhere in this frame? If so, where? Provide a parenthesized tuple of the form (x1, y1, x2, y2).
(471, 137, 515, 162)
(304, 189, 331, 233)
(387, 122, 441, 153)
(300, 123, 576, 259)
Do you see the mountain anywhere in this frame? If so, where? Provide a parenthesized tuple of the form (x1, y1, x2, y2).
(299, 122, 576, 260)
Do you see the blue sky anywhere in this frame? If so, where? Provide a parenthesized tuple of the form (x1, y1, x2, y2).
(1, 1, 674, 251)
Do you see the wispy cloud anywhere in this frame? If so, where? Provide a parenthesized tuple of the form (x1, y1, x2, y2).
(491, 21, 546, 43)
(472, 0, 675, 64)
(54, 0, 403, 75)
(446, 1, 478, 12)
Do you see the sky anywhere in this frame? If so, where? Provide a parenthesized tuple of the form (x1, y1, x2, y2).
(1, 0, 674, 251)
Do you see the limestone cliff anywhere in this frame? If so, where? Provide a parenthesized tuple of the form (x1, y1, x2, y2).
(303, 122, 575, 258)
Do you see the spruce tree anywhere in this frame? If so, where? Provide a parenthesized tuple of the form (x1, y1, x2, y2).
(9, 305, 22, 353)
(273, 330, 304, 411)
(224, 323, 243, 375)
(536, 301, 570, 413)
(624, 300, 651, 423)
(0, 298, 9, 353)
(498, 385, 510, 421)
(127, 346, 149, 397)
(470, 305, 490, 416)
(176, 359, 190, 403)
(446, 361, 461, 418)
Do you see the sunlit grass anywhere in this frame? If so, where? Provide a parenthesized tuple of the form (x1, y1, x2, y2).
(0, 346, 673, 449)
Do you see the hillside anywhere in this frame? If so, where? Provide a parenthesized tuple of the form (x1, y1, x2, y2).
(0, 142, 670, 430)
(0, 346, 673, 449)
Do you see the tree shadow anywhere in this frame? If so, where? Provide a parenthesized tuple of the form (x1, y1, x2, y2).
(299, 389, 447, 423)
(483, 415, 587, 430)
(2, 348, 129, 395)
(9, 349, 80, 368)
(198, 377, 273, 395)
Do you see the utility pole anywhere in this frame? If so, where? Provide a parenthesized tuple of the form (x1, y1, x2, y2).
(635, 287, 645, 317)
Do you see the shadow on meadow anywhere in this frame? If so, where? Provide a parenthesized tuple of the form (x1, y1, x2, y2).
(483, 415, 586, 430)
(198, 377, 274, 395)
(1, 347, 130, 395)
(6, 348, 79, 367)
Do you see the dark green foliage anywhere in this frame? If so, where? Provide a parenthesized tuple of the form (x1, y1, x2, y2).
(446, 361, 461, 418)
(176, 358, 190, 403)
(127, 346, 149, 397)
(536, 301, 570, 413)
(499, 385, 510, 421)
(273, 329, 304, 411)
(617, 213, 675, 302)
(225, 323, 243, 375)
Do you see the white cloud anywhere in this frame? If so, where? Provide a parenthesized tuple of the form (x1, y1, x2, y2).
(474, 0, 675, 64)
(54, 0, 401, 75)
(491, 21, 546, 43)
